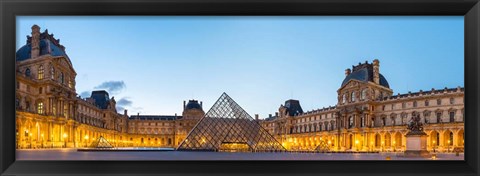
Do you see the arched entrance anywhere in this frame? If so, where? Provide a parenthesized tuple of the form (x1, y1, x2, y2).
(385, 133, 391, 148)
(443, 130, 454, 147)
(348, 134, 353, 149)
(430, 131, 439, 147)
(375, 133, 381, 147)
(394, 132, 402, 148)
(457, 129, 464, 146)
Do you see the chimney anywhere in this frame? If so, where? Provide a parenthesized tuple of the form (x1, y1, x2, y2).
(255, 114, 259, 120)
(269, 114, 272, 118)
(124, 109, 128, 116)
(345, 68, 351, 76)
(373, 59, 380, 84)
(200, 101, 203, 108)
(31, 25, 41, 58)
(137, 113, 140, 119)
(183, 100, 186, 110)
(275, 112, 279, 117)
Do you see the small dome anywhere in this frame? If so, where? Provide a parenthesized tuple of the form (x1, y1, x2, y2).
(185, 100, 202, 110)
(16, 28, 72, 65)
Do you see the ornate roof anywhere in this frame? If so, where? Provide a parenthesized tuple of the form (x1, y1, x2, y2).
(16, 28, 72, 65)
(284, 99, 303, 116)
(341, 62, 390, 88)
(185, 100, 202, 110)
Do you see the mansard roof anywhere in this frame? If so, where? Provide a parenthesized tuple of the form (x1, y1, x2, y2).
(341, 62, 389, 88)
(16, 28, 72, 64)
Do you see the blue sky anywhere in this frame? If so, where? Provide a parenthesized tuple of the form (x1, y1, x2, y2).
(16, 16, 464, 118)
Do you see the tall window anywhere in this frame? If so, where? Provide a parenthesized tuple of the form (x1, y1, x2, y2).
(382, 117, 386, 126)
(437, 99, 442, 105)
(342, 94, 347, 104)
(436, 112, 442, 123)
(413, 101, 417, 107)
(37, 102, 44, 114)
(401, 113, 407, 125)
(64, 104, 68, 118)
(68, 78, 72, 88)
(402, 102, 406, 109)
(449, 111, 455, 122)
(351, 91, 356, 102)
(450, 98, 455, 105)
(37, 65, 44, 80)
(361, 89, 367, 100)
(361, 116, 365, 127)
(425, 100, 429, 106)
(60, 72, 64, 84)
(50, 66, 55, 79)
(349, 116, 354, 128)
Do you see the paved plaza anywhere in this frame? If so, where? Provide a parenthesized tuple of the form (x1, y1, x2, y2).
(16, 149, 464, 160)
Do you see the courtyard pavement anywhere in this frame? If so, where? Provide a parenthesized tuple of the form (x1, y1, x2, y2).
(16, 149, 464, 160)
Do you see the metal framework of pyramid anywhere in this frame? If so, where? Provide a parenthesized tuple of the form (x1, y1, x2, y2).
(177, 93, 286, 152)
(90, 136, 114, 148)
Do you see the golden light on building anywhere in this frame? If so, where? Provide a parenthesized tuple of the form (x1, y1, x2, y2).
(63, 133, 68, 138)
(84, 135, 89, 140)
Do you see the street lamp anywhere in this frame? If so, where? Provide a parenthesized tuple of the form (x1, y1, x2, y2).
(355, 140, 359, 152)
(447, 140, 451, 153)
(84, 135, 89, 147)
(63, 133, 68, 148)
(41, 134, 44, 148)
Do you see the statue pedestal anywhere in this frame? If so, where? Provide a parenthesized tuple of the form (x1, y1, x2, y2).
(404, 131, 430, 157)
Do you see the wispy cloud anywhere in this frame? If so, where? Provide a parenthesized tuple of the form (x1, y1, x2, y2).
(94, 81, 126, 94)
(79, 91, 90, 98)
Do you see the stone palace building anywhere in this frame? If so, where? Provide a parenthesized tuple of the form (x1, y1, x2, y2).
(260, 60, 464, 152)
(15, 25, 464, 152)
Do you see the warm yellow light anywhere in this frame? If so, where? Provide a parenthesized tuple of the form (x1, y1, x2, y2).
(381, 141, 384, 144)
(355, 140, 359, 144)
(328, 140, 331, 144)
(25, 130, 29, 133)
(448, 140, 451, 144)
(41, 134, 44, 137)
(29, 134, 32, 136)
(85, 135, 89, 140)
(63, 133, 67, 138)
(433, 141, 436, 144)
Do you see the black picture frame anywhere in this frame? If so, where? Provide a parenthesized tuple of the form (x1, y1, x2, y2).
(1, 0, 479, 176)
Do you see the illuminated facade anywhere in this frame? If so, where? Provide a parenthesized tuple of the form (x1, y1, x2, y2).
(15, 25, 464, 153)
(15, 25, 203, 149)
(260, 60, 464, 152)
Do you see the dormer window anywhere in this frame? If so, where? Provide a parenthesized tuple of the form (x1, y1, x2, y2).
(25, 68, 31, 77)
(60, 72, 64, 84)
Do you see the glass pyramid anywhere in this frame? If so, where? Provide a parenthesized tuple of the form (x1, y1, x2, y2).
(90, 136, 114, 148)
(177, 93, 286, 152)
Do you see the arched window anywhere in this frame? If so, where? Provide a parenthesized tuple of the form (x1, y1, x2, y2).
(25, 68, 31, 77)
(68, 78, 72, 88)
(37, 65, 44, 80)
(342, 94, 347, 104)
(437, 99, 442, 105)
(413, 101, 417, 107)
(402, 102, 406, 109)
(450, 98, 455, 105)
(425, 100, 429, 106)
(351, 91, 356, 102)
(37, 102, 44, 114)
(361, 89, 367, 100)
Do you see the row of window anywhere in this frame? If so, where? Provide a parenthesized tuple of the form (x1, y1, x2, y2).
(24, 65, 74, 88)
(381, 98, 457, 111)
(291, 121, 336, 133)
(296, 113, 334, 123)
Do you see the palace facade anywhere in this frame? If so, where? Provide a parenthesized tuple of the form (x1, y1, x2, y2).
(15, 25, 204, 149)
(16, 25, 464, 152)
(260, 60, 464, 152)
